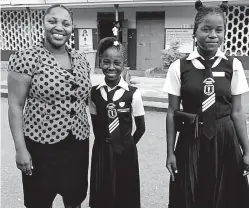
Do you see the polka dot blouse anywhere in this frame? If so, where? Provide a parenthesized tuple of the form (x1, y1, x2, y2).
(8, 43, 92, 144)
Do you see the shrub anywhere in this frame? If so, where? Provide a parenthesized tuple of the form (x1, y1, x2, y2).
(161, 41, 186, 70)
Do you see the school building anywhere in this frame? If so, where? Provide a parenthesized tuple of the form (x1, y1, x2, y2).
(1, 0, 249, 71)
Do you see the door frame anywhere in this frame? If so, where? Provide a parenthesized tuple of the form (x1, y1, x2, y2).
(97, 12, 124, 43)
(136, 11, 165, 70)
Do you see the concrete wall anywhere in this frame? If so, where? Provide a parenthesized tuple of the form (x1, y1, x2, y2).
(1, 5, 249, 70)
(73, 9, 97, 28)
(165, 6, 195, 28)
(72, 5, 195, 29)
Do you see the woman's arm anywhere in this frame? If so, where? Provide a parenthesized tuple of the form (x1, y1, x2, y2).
(90, 114, 98, 138)
(166, 94, 181, 181)
(133, 115, 145, 144)
(231, 94, 249, 175)
(8, 71, 33, 175)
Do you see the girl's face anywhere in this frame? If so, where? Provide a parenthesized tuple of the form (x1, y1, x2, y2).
(44, 7, 73, 48)
(100, 47, 124, 86)
(195, 14, 225, 57)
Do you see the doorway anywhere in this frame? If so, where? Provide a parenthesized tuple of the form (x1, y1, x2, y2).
(136, 12, 165, 70)
(96, 12, 124, 68)
(97, 12, 124, 42)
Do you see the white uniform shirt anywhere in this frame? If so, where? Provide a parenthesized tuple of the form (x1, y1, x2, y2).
(89, 77, 145, 117)
(112, 27, 118, 36)
(163, 48, 249, 96)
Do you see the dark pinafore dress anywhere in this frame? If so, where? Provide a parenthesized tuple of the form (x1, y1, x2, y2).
(89, 85, 140, 208)
(169, 57, 249, 208)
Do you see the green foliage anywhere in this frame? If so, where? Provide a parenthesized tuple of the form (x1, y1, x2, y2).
(161, 41, 186, 70)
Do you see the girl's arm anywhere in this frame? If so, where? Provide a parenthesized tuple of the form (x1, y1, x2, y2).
(166, 94, 181, 156)
(133, 115, 145, 144)
(231, 95, 249, 154)
(231, 94, 249, 175)
(8, 71, 33, 175)
(131, 88, 145, 144)
(166, 94, 181, 181)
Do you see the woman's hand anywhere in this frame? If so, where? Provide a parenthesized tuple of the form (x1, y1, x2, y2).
(16, 149, 33, 176)
(243, 153, 249, 176)
(166, 153, 178, 181)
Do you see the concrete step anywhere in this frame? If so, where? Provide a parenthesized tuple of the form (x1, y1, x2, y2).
(143, 101, 168, 112)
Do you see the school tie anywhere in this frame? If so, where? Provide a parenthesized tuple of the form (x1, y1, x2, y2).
(104, 86, 124, 154)
(197, 57, 217, 140)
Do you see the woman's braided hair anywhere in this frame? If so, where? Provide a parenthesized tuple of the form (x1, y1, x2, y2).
(193, 0, 228, 36)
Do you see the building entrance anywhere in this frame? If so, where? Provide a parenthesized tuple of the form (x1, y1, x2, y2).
(97, 12, 124, 42)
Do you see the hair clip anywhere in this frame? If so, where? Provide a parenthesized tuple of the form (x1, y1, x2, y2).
(113, 41, 119, 46)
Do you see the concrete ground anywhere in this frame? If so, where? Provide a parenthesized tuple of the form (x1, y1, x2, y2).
(1, 64, 249, 207)
(1, 98, 169, 208)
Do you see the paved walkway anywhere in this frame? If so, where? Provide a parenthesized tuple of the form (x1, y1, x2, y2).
(1, 66, 249, 112)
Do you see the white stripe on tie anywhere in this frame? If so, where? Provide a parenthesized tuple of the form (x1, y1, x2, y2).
(202, 95, 215, 109)
(109, 121, 119, 133)
(202, 97, 215, 112)
(202, 99, 215, 112)
(202, 93, 215, 106)
(202, 94, 215, 110)
(110, 122, 119, 133)
(109, 118, 119, 129)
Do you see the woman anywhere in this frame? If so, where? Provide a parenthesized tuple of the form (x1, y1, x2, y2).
(8, 4, 91, 208)
(164, 0, 249, 207)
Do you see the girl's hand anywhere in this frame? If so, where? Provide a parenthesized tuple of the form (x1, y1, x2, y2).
(166, 154, 178, 181)
(243, 153, 249, 176)
(16, 149, 33, 176)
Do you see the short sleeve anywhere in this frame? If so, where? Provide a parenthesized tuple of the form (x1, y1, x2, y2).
(162, 59, 181, 96)
(231, 58, 249, 95)
(7, 49, 39, 77)
(132, 89, 145, 117)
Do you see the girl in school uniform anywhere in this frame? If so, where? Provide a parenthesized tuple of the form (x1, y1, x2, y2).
(164, 0, 249, 207)
(89, 37, 146, 208)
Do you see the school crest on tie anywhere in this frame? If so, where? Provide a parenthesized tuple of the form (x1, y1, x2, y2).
(107, 103, 117, 119)
(119, 102, 125, 107)
(203, 78, 215, 96)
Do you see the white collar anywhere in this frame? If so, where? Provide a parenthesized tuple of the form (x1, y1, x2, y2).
(187, 48, 228, 61)
(96, 76, 129, 91)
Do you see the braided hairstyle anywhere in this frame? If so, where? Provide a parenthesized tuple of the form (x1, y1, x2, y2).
(193, 0, 228, 36)
(97, 37, 127, 67)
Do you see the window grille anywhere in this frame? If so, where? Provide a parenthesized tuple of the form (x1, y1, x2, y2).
(224, 5, 249, 56)
(1, 10, 30, 50)
(1, 9, 75, 51)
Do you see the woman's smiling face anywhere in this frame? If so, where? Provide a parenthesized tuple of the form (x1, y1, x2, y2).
(43, 7, 73, 48)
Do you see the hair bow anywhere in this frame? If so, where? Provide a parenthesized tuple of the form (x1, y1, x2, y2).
(113, 41, 119, 46)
